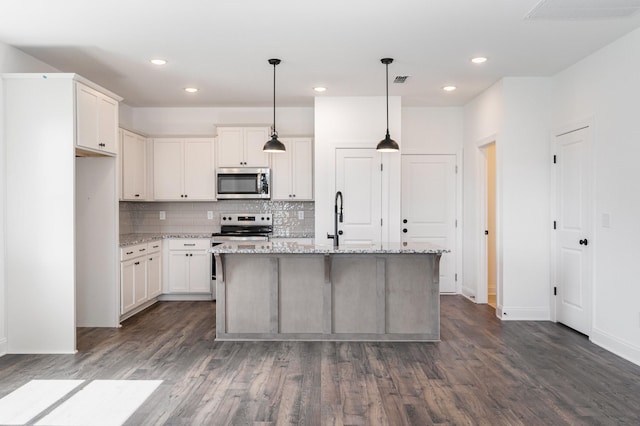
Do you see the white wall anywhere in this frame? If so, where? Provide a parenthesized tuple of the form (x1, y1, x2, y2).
(129, 106, 314, 137)
(501, 78, 551, 320)
(462, 80, 504, 302)
(314, 97, 401, 244)
(552, 27, 640, 365)
(0, 41, 58, 355)
(401, 107, 463, 155)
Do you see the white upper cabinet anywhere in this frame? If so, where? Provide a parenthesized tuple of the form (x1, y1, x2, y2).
(216, 126, 271, 168)
(121, 129, 147, 200)
(153, 138, 215, 201)
(76, 82, 119, 155)
(272, 138, 313, 200)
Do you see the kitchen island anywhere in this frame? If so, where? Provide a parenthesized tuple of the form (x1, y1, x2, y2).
(211, 241, 448, 342)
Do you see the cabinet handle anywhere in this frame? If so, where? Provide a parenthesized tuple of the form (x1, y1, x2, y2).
(139, 248, 146, 252)
(134, 261, 140, 265)
(152, 245, 159, 249)
(184, 243, 196, 246)
(135, 194, 140, 197)
(126, 251, 134, 255)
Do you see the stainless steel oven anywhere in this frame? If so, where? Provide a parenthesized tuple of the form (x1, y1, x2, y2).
(211, 213, 272, 284)
(216, 168, 271, 199)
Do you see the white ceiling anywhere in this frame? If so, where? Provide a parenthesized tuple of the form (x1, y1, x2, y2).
(2, 0, 640, 108)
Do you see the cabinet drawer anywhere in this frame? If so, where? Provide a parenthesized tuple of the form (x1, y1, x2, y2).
(147, 241, 162, 254)
(168, 239, 209, 250)
(120, 243, 149, 261)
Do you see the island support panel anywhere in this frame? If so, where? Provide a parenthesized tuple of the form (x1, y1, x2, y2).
(215, 253, 441, 341)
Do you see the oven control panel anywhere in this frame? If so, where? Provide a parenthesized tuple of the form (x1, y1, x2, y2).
(220, 213, 272, 226)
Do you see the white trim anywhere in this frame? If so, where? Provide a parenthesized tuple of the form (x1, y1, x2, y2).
(0, 338, 7, 356)
(499, 306, 550, 321)
(591, 328, 640, 367)
(455, 149, 463, 294)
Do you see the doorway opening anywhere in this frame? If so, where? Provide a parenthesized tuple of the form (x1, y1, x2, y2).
(485, 144, 497, 308)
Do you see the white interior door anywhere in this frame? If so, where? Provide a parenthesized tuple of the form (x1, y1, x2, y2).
(335, 148, 382, 244)
(401, 155, 457, 293)
(556, 127, 592, 335)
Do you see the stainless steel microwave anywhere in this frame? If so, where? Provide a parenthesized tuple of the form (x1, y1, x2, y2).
(216, 167, 271, 199)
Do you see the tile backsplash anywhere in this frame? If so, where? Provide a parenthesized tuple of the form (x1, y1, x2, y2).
(120, 200, 314, 238)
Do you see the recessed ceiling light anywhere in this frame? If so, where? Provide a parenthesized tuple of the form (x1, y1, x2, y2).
(471, 57, 488, 64)
(314, 87, 327, 92)
(443, 85, 457, 92)
(184, 87, 198, 93)
(150, 58, 167, 66)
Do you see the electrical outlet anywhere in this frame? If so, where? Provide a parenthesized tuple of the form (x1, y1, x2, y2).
(159, 211, 166, 220)
(207, 211, 214, 220)
(298, 211, 304, 220)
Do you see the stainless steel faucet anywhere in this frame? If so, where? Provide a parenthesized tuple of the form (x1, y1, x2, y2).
(327, 191, 344, 247)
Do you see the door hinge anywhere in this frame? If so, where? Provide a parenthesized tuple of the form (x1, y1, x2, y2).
(553, 220, 557, 230)
(455, 165, 458, 173)
(380, 163, 383, 171)
(484, 230, 489, 235)
(553, 286, 557, 296)
(380, 218, 383, 226)
(455, 219, 458, 228)
(553, 155, 557, 164)
(455, 273, 458, 282)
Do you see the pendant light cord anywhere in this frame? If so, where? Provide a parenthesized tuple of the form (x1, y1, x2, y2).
(385, 61, 389, 135)
(272, 61, 277, 137)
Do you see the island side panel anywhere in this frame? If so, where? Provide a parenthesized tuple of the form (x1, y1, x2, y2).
(331, 255, 379, 334)
(386, 254, 440, 338)
(224, 255, 277, 333)
(279, 255, 324, 333)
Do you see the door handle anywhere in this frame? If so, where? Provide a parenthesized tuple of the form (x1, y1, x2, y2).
(579, 239, 588, 246)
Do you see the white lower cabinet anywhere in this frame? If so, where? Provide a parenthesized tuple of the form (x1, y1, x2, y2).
(167, 239, 211, 294)
(120, 240, 162, 317)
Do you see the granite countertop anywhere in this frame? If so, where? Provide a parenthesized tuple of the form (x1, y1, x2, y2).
(210, 240, 449, 254)
(120, 233, 213, 247)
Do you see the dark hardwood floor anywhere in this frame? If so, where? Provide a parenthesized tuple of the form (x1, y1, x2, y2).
(1, 296, 640, 425)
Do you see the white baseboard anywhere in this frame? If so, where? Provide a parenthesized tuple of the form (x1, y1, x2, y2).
(499, 306, 550, 321)
(591, 328, 640, 367)
(158, 293, 213, 302)
(0, 337, 7, 357)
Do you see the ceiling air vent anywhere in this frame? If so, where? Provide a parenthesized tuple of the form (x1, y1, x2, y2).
(394, 76, 409, 84)
(525, 0, 640, 20)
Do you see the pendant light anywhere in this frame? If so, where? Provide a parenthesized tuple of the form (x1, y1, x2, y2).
(376, 58, 399, 152)
(263, 58, 286, 153)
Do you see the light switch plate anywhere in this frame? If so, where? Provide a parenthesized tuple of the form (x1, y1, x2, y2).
(298, 211, 304, 220)
(207, 211, 214, 220)
(159, 211, 166, 220)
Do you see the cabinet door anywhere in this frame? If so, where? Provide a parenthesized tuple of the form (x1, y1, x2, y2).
(76, 83, 99, 151)
(188, 251, 211, 293)
(153, 139, 184, 200)
(168, 251, 189, 292)
(217, 127, 244, 167)
(133, 258, 147, 306)
(147, 254, 162, 298)
(184, 139, 215, 200)
(121, 261, 136, 314)
(98, 95, 118, 154)
(291, 139, 313, 200)
(244, 127, 271, 167)
(122, 131, 146, 200)
(271, 142, 292, 200)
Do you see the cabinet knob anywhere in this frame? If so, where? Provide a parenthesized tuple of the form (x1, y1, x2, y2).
(403, 219, 408, 224)
(184, 194, 188, 198)
(403, 228, 408, 233)
(293, 194, 296, 197)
